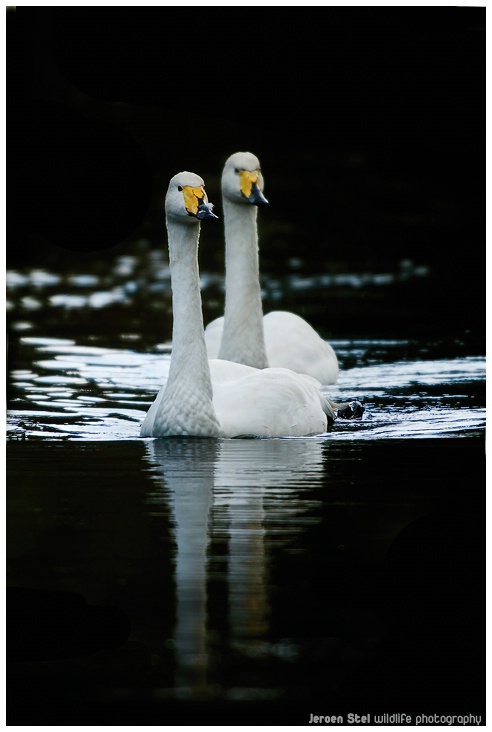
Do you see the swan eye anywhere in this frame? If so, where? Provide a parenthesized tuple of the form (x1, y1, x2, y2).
(234, 168, 240, 174)
(178, 186, 183, 192)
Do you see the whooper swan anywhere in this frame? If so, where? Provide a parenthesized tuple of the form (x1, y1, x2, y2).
(140, 171, 339, 438)
(204, 151, 339, 386)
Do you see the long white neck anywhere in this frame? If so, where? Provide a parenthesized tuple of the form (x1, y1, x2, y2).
(218, 198, 269, 368)
(155, 220, 221, 437)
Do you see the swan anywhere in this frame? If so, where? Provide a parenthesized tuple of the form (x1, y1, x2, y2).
(140, 171, 339, 438)
(204, 151, 339, 385)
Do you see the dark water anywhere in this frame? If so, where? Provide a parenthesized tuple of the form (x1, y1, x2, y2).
(6, 264, 486, 725)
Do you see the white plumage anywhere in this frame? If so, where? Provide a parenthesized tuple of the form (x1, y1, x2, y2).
(140, 171, 336, 439)
(204, 151, 339, 385)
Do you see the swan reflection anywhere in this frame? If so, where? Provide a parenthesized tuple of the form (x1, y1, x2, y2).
(144, 437, 325, 698)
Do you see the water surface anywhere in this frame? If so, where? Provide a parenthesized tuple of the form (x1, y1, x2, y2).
(6, 264, 485, 725)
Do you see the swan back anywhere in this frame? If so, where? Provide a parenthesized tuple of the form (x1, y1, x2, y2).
(212, 366, 331, 438)
(263, 311, 339, 384)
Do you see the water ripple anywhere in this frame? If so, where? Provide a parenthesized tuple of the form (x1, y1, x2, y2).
(6, 336, 485, 442)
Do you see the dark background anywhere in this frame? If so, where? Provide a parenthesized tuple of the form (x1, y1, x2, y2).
(6, 6, 486, 345)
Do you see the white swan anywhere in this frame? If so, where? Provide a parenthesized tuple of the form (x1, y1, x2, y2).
(140, 171, 337, 438)
(204, 151, 339, 385)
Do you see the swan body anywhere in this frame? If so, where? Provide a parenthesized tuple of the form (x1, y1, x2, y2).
(204, 151, 339, 385)
(140, 171, 335, 439)
(206, 311, 339, 385)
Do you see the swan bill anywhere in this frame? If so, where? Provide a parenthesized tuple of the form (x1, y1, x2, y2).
(182, 185, 218, 220)
(197, 200, 219, 220)
(238, 170, 269, 206)
(248, 181, 269, 207)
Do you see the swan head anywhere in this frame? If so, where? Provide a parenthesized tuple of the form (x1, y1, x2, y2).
(222, 151, 269, 207)
(166, 171, 218, 223)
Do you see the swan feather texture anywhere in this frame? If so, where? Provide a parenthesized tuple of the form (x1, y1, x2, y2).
(204, 151, 339, 385)
(140, 171, 335, 439)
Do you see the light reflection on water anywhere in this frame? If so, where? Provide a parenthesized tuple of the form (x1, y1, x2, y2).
(144, 437, 331, 699)
(5, 257, 428, 303)
(6, 335, 486, 441)
(6, 262, 485, 442)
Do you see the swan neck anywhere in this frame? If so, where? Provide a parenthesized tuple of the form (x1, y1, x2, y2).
(220, 198, 269, 368)
(165, 221, 214, 399)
